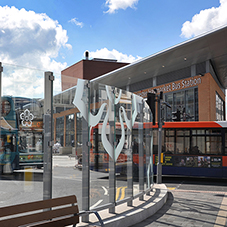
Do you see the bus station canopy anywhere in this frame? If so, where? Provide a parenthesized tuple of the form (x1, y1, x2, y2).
(92, 25, 227, 89)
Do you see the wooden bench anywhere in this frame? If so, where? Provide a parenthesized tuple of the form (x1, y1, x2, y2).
(0, 195, 104, 227)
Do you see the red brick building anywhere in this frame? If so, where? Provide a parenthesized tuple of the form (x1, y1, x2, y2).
(61, 58, 128, 91)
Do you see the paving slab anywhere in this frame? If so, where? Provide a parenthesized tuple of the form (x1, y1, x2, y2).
(130, 189, 226, 227)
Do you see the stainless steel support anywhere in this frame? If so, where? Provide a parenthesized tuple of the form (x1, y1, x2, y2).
(127, 96, 133, 206)
(139, 102, 144, 201)
(82, 81, 90, 223)
(0, 62, 2, 113)
(109, 119, 116, 214)
(109, 95, 116, 214)
(127, 144, 133, 206)
(0, 63, 2, 168)
(43, 72, 54, 200)
(157, 97, 162, 184)
(82, 118, 90, 222)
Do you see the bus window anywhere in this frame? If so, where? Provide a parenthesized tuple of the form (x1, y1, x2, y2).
(176, 130, 190, 154)
(164, 129, 174, 154)
(177, 129, 190, 136)
(176, 137, 183, 154)
(206, 136, 222, 154)
(192, 129, 205, 135)
(166, 129, 174, 136)
(206, 129, 221, 135)
(191, 136, 205, 154)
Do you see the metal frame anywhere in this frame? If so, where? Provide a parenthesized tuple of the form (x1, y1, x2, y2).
(81, 81, 90, 222)
(0, 62, 2, 152)
(43, 72, 54, 200)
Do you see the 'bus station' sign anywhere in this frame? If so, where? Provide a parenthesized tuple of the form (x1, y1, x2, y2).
(136, 76, 202, 98)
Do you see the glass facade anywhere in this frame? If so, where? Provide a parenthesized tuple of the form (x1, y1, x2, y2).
(0, 64, 153, 217)
(52, 76, 153, 211)
(216, 92, 225, 121)
(165, 87, 198, 121)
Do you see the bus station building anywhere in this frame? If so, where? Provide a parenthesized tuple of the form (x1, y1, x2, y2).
(62, 25, 227, 123)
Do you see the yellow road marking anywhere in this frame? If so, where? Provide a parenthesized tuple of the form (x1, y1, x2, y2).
(116, 187, 122, 200)
(167, 187, 176, 190)
(116, 186, 127, 201)
(119, 186, 127, 200)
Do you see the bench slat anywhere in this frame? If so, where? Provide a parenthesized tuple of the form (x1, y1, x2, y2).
(0, 205, 79, 227)
(26, 215, 79, 227)
(0, 195, 77, 218)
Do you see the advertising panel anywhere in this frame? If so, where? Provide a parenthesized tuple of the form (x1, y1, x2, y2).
(154, 155, 222, 168)
(185, 156, 198, 167)
(210, 157, 222, 168)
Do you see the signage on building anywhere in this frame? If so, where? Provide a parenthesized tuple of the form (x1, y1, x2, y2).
(136, 76, 202, 98)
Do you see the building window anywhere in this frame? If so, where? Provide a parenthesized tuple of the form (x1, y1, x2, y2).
(165, 94, 173, 121)
(164, 87, 198, 121)
(216, 92, 225, 121)
(56, 117, 64, 146)
(66, 114, 75, 147)
(185, 89, 194, 119)
(194, 88, 199, 121)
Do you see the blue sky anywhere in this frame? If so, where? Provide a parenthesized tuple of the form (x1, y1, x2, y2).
(1, 0, 225, 75)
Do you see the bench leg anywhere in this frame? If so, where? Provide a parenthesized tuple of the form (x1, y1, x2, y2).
(78, 211, 104, 227)
(92, 211, 104, 227)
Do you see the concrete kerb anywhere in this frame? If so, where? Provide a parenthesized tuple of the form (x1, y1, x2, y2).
(77, 184, 168, 227)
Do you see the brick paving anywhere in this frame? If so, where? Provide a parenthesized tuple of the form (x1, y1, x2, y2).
(130, 189, 227, 227)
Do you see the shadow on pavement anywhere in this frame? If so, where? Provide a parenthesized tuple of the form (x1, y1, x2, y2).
(129, 192, 174, 227)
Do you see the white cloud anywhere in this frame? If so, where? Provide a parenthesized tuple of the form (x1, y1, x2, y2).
(0, 6, 71, 71)
(105, 0, 139, 14)
(0, 6, 71, 97)
(89, 48, 141, 63)
(181, 0, 227, 38)
(68, 18, 84, 28)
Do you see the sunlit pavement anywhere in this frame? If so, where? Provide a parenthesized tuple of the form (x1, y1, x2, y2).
(130, 188, 227, 227)
(53, 155, 77, 167)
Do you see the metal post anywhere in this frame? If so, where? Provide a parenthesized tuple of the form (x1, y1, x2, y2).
(0, 63, 2, 174)
(43, 72, 54, 200)
(82, 118, 90, 222)
(81, 81, 90, 222)
(139, 101, 144, 200)
(109, 99, 116, 214)
(157, 95, 162, 184)
(127, 96, 133, 206)
(0, 62, 2, 97)
(0, 62, 2, 109)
